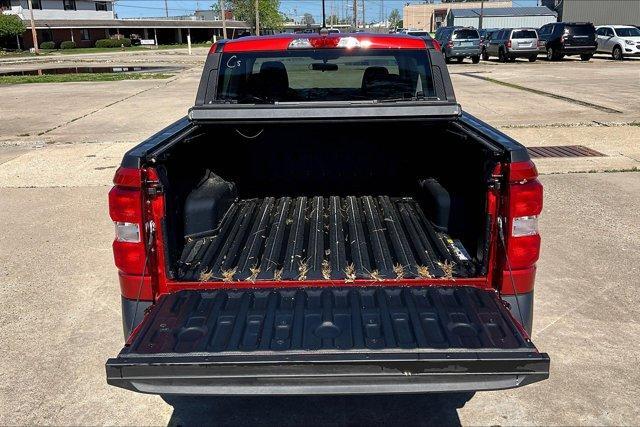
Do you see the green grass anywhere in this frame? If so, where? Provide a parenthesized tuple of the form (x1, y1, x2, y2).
(0, 72, 174, 85)
(1, 43, 212, 57)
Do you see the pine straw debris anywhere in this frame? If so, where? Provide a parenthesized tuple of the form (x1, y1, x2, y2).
(369, 270, 384, 281)
(246, 265, 260, 283)
(297, 260, 309, 281)
(440, 260, 455, 280)
(198, 270, 214, 282)
(393, 263, 405, 280)
(221, 267, 237, 282)
(322, 259, 331, 280)
(417, 265, 433, 279)
(344, 263, 356, 283)
(273, 268, 283, 281)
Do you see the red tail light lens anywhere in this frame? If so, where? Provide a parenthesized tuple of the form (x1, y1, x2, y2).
(309, 36, 340, 48)
(501, 161, 543, 294)
(446, 40, 453, 49)
(109, 168, 146, 276)
(506, 40, 512, 49)
(431, 39, 441, 52)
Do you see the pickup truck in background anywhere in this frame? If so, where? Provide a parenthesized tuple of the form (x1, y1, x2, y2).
(106, 34, 549, 396)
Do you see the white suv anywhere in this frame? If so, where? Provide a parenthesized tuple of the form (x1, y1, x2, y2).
(596, 25, 640, 60)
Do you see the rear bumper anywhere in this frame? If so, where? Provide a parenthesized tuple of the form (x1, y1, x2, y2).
(446, 48, 481, 57)
(507, 49, 539, 57)
(106, 351, 550, 396)
(561, 46, 597, 55)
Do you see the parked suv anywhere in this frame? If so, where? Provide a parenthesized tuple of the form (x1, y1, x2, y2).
(537, 22, 597, 61)
(435, 26, 481, 63)
(596, 25, 640, 60)
(483, 28, 539, 62)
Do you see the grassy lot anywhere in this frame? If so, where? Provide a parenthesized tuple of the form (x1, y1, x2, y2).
(1, 43, 212, 58)
(0, 72, 174, 85)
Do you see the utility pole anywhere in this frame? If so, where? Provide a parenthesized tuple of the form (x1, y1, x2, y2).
(352, 0, 357, 29)
(164, 0, 169, 17)
(255, 0, 259, 35)
(361, 0, 365, 29)
(322, 0, 326, 28)
(478, 0, 484, 30)
(220, 0, 227, 39)
(27, 0, 39, 54)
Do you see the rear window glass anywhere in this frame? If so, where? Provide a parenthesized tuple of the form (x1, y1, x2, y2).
(566, 25, 594, 36)
(216, 49, 436, 104)
(512, 30, 537, 39)
(407, 31, 429, 37)
(615, 27, 640, 37)
(452, 29, 479, 39)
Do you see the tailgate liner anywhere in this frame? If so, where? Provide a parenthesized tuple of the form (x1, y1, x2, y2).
(107, 286, 549, 394)
(177, 196, 474, 282)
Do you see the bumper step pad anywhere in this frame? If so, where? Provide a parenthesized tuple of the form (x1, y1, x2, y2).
(177, 196, 475, 282)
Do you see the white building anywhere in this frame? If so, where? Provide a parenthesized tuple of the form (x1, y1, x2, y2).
(1, 0, 114, 21)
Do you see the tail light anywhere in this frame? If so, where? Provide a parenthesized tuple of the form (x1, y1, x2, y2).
(506, 40, 512, 49)
(109, 168, 152, 299)
(431, 39, 441, 52)
(501, 160, 543, 294)
(289, 36, 369, 49)
(537, 39, 544, 48)
(446, 40, 453, 49)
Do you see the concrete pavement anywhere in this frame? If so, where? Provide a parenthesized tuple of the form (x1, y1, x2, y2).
(1, 49, 639, 425)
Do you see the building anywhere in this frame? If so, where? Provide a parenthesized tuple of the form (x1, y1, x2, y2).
(544, 0, 640, 26)
(446, 6, 557, 29)
(403, 1, 512, 32)
(1, 0, 249, 49)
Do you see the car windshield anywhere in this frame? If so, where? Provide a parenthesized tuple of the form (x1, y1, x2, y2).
(512, 30, 537, 39)
(452, 29, 479, 39)
(615, 27, 640, 37)
(216, 49, 436, 104)
(566, 25, 594, 36)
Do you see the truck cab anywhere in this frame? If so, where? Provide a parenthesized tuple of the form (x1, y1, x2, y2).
(106, 33, 549, 396)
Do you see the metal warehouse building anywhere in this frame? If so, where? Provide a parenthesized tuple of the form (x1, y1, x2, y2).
(549, 0, 640, 26)
(446, 7, 557, 29)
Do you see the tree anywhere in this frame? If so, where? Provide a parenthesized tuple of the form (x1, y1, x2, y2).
(0, 14, 26, 47)
(302, 13, 315, 26)
(388, 9, 401, 30)
(230, 0, 284, 32)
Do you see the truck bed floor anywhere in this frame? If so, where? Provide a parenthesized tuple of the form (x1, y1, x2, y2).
(177, 196, 473, 282)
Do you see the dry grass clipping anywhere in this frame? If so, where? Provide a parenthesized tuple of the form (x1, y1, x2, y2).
(344, 263, 356, 283)
(198, 270, 213, 282)
(322, 259, 331, 280)
(247, 265, 260, 283)
(273, 268, 283, 281)
(370, 270, 384, 281)
(221, 267, 237, 282)
(417, 265, 432, 279)
(298, 260, 309, 281)
(393, 263, 405, 280)
(441, 260, 455, 280)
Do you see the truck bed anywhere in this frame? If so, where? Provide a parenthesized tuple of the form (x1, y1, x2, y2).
(177, 196, 475, 282)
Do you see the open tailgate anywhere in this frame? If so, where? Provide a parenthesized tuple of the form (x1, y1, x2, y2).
(106, 286, 549, 395)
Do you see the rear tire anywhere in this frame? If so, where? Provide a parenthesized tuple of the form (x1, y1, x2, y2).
(471, 55, 480, 64)
(612, 45, 623, 60)
(508, 56, 516, 62)
(546, 47, 560, 61)
(456, 57, 464, 63)
(482, 50, 489, 61)
(498, 49, 507, 62)
(444, 54, 451, 64)
(580, 54, 592, 61)
(528, 55, 537, 62)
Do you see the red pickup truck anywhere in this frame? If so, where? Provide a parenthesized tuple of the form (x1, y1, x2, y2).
(106, 33, 549, 396)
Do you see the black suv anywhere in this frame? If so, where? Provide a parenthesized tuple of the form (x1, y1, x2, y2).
(537, 22, 597, 61)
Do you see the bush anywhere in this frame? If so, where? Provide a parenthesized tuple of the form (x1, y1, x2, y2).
(40, 41, 55, 50)
(94, 38, 132, 48)
(60, 40, 76, 49)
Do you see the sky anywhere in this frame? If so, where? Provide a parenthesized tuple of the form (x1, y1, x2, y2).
(115, 0, 540, 22)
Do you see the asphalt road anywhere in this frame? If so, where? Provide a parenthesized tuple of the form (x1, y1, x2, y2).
(0, 49, 639, 426)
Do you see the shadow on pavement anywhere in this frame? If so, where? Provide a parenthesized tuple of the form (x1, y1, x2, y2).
(165, 392, 474, 426)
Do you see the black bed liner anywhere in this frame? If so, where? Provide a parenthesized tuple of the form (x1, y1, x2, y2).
(106, 286, 549, 395)
(178, 196, 474, 282)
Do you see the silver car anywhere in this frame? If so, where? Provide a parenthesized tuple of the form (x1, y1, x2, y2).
(483, 28, 539, 62)
(596, 25, 640, 60)
(435, 27, 481, 64)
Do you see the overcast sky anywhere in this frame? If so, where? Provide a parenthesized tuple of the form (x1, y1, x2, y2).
(115, 0, 539, 21)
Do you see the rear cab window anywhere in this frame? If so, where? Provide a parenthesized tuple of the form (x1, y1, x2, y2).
(216, 49, 436, 104)
(452, 29, 480, 40)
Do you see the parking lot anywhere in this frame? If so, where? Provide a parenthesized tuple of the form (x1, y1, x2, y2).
(0, 48, 639, 425)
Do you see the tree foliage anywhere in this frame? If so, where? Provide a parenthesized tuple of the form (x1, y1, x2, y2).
(0, 15, 26, 41)
(302, 13, 315, 26)
(216, 0, 284, 32)
(388, 9, 401, 29)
